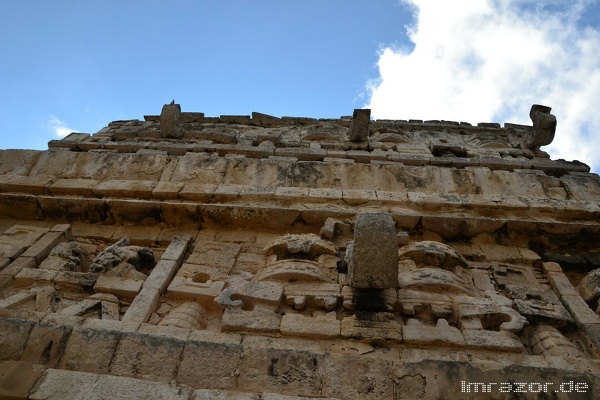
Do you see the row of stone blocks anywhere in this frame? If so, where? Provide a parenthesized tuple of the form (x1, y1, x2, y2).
(2, 312, 600, 399)
(47, 135, 590, 175)
(1, 178, 599, 222)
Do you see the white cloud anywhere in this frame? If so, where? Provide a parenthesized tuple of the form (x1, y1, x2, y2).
(48, 116, 75, 138)
(366, 0, 600, 171)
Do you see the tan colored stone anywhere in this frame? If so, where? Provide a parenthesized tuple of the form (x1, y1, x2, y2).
(0, 360, 46, 399)
(94, 275, 143, 300)
(48, 178, 100, 196)
(152, 181, 183, 199)
(403, 318, 465, 346)
(121, 287, 160, 323)
(280, 312, 340, 339)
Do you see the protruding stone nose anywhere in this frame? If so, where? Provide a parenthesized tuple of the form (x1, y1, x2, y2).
(347, 213, 398, 289)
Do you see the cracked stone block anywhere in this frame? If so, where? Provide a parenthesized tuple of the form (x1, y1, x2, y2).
(347, 213, 397, 289)
(349, 109, 371, 142)
(177, 330, 243, 390)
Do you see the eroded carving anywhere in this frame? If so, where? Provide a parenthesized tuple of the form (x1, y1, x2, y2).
(521, 104, 556, 151)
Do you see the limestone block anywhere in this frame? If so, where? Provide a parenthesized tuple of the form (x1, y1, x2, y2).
(71, 222, 117, 241)
(194, 389, 260, 399)
(93, 179, 157, 198)
(580, 323, 600, 358)
(275, 187, 311, 204)
(375, 190, 408, 204)
(397, 289, 453, 319)
(0, 174, 54, 194)
(13, 267, 57, 287)
(167, 276, 225, 310)
(111, 225, 161, 247)
(179, 182, 217, 202)
(218, 229, 257, 243)
(462, 329, 525, 352)
(58, 299, 101, 316)
(280, 312, 340, 339)
(143, 259, 179, 293)
(177, 330, 243, 390)
(470, 269, 495, 291)
(94, 275, 144, 300)
(22, 231, 70, 264)
(233, 252, 266, 274)
(107, 199, 163, 226)
(521, 104, 556, 151)
(47, 178, 100, 196)
(0, 291, 36, 308)
(0, 360, 46, 400)
(0, 256, 37, 280)
(262, 393, 341, 400)
(0, 317, 34, 360)
(213, 184, 243, 202)
(121, 287, 160, 323)
(284, 283, 341, 311)
(547, 271, 580, 297)
(454, 296, 527, 332)
(308, 188, 343, 203)
(349, 109, 371, 142)
(402, 318, 465, 346)
(186, 241, 240, 270)
(321, 352, 394, 400)
(578, 268, 600, 304)
(19, 322, 72, 367)
(160, 234, 192, 263)
(240, 185, 276, 202)
(222, 306, 282, 333)
(529, 325, 585, 358)
(59, 321, 137, 374)
(0, 193, 43, 220)
(505, 284, 573, 325)
(102, 300, 120, 320)
(340, 312, 402, 342)
(255, 259, 337, 283)
(561, 294, 600, 326)
(492, 264, 539, 289)
(341, 286, 396, 312)
(110, 330, 186, 382)
(238, 337, 324, 397)
(159, 301, 207, 329)
(160, 101, 183, 138)
(218, 281, 283, 309)
(342, 189, 377, 205)
(347, 213, 398, 289)
(30, 368, 193, 400)
(151, 181, 183, 199)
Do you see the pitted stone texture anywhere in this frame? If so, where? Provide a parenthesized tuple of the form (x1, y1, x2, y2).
(349, 109, 371, 142)
(160, 101, 183, 138)
(521, 104, 556, 151)
(347, 213, 397, 289)
(578, 268, 600, 305)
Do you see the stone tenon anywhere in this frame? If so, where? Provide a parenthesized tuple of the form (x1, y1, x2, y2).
(1, 103, 600, 399)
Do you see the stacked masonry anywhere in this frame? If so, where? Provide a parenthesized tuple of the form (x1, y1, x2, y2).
(1, 103, 600, 399)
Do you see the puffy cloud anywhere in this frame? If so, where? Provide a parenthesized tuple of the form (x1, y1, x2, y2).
(48, 116, 75, 138)
(366, 0, 600, 171)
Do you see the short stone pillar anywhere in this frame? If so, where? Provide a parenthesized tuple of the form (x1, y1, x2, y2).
(347, 213, 398, 289)
(160, 101, 183, 138)
(349, 108, 371, 142)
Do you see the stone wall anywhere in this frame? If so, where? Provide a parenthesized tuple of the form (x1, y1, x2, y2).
(1, 104, 600, 399)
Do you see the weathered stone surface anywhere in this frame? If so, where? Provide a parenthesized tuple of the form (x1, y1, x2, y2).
(348, 109, 371, 142)
(177, 330, 243, 390)
(521, 104, 556, 151)
(159, 101, 183, 138)
(347, 213, 397, 288)
(0, 317, 34, 360)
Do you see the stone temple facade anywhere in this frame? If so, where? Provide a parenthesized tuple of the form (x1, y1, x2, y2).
(0, 103, 600, 399)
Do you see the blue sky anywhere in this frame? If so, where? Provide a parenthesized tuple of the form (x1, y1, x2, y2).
(1, 1, 600, 172)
